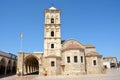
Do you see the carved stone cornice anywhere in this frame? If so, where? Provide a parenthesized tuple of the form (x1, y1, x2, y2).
(44, 37, 61, 39)
(44, 10, 60, 13)
(45, 24, 61, 26)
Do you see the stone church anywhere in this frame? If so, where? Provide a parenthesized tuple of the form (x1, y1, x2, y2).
(17, 6, 103, 76)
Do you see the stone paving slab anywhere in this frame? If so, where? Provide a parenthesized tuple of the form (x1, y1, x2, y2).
(0, 69, 120, 80)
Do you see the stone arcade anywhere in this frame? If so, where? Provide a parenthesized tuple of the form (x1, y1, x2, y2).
(0, 51, 17, 75)
(17, 6, 103, 76)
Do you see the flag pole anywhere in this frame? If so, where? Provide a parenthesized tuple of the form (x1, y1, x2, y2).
(20, 33, 23, 52)
(19, 33, 24, 75)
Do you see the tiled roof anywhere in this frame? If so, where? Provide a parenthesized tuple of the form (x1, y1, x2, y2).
(63, 44, 84, 51)
(84, 44, 95, 48)
(86, 51, 102, 57)
(103, 56, 116, 59)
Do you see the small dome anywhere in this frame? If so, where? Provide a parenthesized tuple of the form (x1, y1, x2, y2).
(86, 51, 102, 57)
(63, 44, 83, 51)
(49, 6, 57, 10)
(84, 44, 95, 48)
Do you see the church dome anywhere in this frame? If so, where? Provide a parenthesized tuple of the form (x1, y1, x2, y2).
(62, 39, 85, 51)
(49, 6, 57, 10)
(63, 44, 84, 51)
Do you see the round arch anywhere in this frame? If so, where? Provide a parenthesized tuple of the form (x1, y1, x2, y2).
(24, 55, 39, 75)
(7, 60, 12, 74)
(12, 61, 16, 73)
(0, 58, 6, 75)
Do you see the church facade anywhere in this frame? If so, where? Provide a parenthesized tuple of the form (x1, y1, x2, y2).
(17, 6, 103, 76)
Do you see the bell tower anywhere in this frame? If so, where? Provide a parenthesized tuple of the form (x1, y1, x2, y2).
(44, 6, 61, 57)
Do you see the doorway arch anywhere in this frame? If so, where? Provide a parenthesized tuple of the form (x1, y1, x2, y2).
(24, 55, 39, 75)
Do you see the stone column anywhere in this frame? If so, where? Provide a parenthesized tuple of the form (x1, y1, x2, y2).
(33, 66, 35, 72)
(27, 66, 30, 74)
(30, 65, 32, 73)
(17, 52, 24, 76)
(39, 64, 42, 75)
(4, 64, 7, 75)
(29, 66, 31, 73)
(32, 66, 33, 72)
(11, 63, 13, 74)
(26, 65, 27, 74)
(24, 65, 26, 74)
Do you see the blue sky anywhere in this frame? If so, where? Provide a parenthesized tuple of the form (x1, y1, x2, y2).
(0, 0, 120, 61)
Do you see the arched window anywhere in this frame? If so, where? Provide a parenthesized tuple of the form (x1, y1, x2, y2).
(51, 44, 54, 48)
(51, 31, 54, 37)
(81, 56, 83, 63)
(51, 61, 55, 67)
(67, 56, 70, 63)
(74, 56, 78, 63)
(51, 18, 54, 23)
(93, 60, 97, 66)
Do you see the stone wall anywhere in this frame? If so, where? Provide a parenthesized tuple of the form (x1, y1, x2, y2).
(62, 49, 86, 75)
(86, 56, 102, 74)
(42, 56, 61, 76)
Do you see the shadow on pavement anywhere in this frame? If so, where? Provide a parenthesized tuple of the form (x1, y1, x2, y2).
(0, 73, 16, 79)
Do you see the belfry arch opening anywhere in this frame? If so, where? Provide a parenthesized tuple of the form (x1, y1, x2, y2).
(24, 55, 39, 75)
(51, 31, 54, 37)
(51, 18, 54, 23)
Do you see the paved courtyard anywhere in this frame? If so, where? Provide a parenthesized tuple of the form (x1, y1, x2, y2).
(0, 69, 120, 80)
